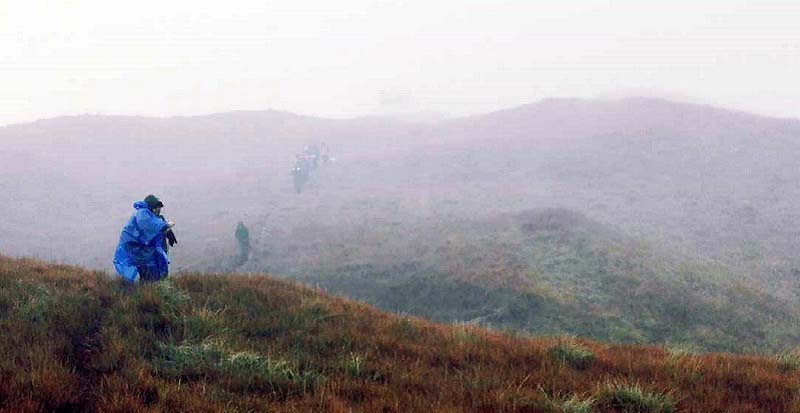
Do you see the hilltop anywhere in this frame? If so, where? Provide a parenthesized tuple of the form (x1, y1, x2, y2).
(1, 255, 798, 413)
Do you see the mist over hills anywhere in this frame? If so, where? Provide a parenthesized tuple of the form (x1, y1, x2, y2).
(3, 97, 800, 351)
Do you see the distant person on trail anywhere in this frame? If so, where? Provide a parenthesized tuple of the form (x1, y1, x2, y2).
(291, 159, 309, 194)
(113, 195, 176, 283)
(304, 144, 321, 168)
(235, 221, 250, 263)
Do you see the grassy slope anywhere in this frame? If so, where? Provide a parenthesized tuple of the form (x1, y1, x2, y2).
(1, 256, 799, 413)
(235, 209, 800, 354)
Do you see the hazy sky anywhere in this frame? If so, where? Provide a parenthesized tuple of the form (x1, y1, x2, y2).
(1, 0, 799, 125)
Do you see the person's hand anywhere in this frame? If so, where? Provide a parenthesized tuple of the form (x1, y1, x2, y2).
(167, 221, 176, 228)
(165, 229, 178, 247)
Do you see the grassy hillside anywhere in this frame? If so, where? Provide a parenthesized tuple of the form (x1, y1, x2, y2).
(214, 208, 800, 354)
(2, 256, 799, 413)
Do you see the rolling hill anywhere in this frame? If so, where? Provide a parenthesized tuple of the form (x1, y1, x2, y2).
(203, 208, 800, 354)
(1, 256, 798, 413)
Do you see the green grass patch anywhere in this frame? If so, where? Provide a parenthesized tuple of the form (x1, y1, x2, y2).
(776, 350, 800, 373)
(337, 352, 381, 381)
(390, 317, 419, 340)
(241, 301, 333, 338)
(663, 346, 703, 379)
(340, 352, 366, 378)
(539, 389, 595, 413)
(450, 322, 482, 345)
(548, 337, 594, 369)
(594, 379, 676, 413)
(154, 339, 323, 397)
(155, 339, 227, 380)
(179, 306, 228, 342)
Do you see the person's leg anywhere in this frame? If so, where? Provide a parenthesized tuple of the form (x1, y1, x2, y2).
(137, 265, 158, 283)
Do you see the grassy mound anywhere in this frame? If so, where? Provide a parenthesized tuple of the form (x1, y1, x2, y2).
(0, 256, 798, 412)
(237, 208, 800, 354)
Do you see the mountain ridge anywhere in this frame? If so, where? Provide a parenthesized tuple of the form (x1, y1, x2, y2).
(3, 97, 798, 133)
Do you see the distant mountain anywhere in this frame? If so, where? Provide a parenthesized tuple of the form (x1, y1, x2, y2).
(356, 111, 449, 124)
(439, 97, 798, 142)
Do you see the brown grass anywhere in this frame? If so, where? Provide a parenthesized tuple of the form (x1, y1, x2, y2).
(0, 255, 798, 412)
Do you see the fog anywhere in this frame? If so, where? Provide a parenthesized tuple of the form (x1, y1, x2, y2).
(4, 2, 800, 351)
(2, 1, 800, 126)
(3, 97, 800, 280)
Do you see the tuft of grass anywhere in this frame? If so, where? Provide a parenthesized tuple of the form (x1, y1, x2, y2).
(337, 352, 385, 383)
(18, 295, 52, 323)
(548, 337, 594, 369)
(155, 339, 227, 380)
(663, 346, 703, 379)
(132, 280, 189, 318)
(292, 369, 327, 395)
(223, 351, 298, 394)
(239, 301, 336, 340)
(390, 317, 419, 339)
(179, 306, 228, 342)
(16, 285, 54, 323)
(341, 352, 366, 378)
(776, 350, 800, 373)
(128, 280, 193, 341)
(594, 379, 676, 413)
(450, 322, 482, 345)
(154, 339, 323, 396)
(539, 388, 595, 413)
(151, 280, 190, 309)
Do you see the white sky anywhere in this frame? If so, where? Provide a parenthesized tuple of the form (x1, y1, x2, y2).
(1, 0, 799, 125)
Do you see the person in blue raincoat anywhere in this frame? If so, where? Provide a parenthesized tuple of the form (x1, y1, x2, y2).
(113, 195, 176, 283)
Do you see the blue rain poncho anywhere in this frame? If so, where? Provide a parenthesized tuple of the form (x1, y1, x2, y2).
(113, 201, 170, 282)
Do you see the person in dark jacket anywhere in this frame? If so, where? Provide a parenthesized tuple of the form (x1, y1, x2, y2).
(235, 221, 250, 262)
(113, 195, 175, 283)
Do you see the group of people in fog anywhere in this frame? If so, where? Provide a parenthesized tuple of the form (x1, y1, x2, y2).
(291, 143, 331, 193)
(113, 144, 330, 283)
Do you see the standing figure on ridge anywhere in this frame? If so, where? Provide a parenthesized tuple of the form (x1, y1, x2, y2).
(291, 157, 310, 194)
(235, 221, 251, 263)
(304, 144, 321, 168)
(113, 195, 176, 283)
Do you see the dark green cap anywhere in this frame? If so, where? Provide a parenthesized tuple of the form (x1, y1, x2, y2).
(144, 194, 164, 210)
